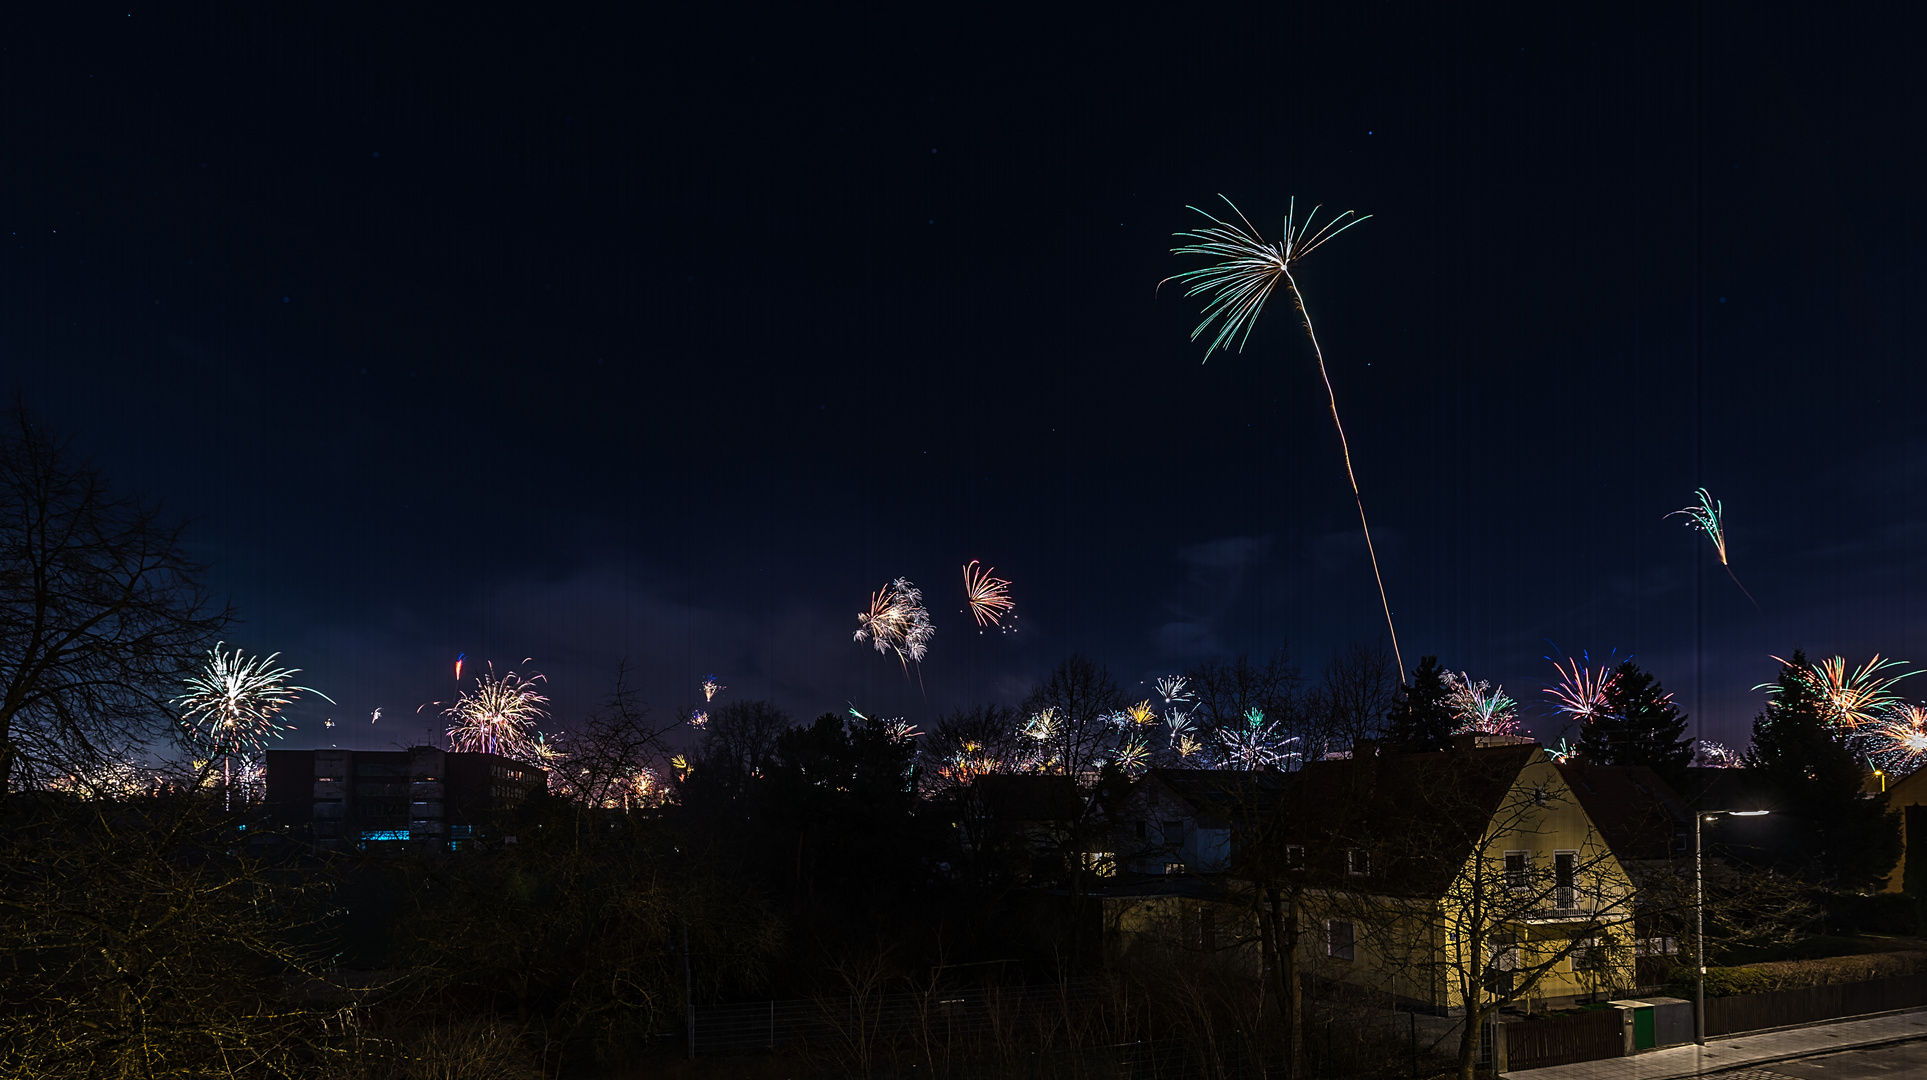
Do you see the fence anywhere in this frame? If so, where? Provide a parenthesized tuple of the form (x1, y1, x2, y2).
(1706, 972, 1927, 1037)
(1502, 1008, 1624, 1071)
(689, 981, 1103, 1056)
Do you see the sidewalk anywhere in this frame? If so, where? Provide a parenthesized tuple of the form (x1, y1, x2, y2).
(1504, 1008, 1927, 1080)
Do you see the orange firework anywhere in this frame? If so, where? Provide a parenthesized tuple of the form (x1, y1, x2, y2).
(962, 560, 1015, 627)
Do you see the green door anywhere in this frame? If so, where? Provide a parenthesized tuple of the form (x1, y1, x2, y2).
(1633, 1006, 1655, 1050)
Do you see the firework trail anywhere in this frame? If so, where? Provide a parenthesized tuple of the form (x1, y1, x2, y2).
(702, 674, 724, 702)
(689, 709, 709, 730)
(175, 643, 333, 800)
(1545, 738, 1580, 764)
(962, 560, 1016, 627)
(1668, 488, 1761, 613)
(371, 707, 381, 724)
(854, 577, 935, 670)
(454, 653, 465, 682)
(1215, 707, 1301, 770)
(1444, 672, 1521, 736)
(1544, 653, 1620, 723)
(1863, 704, 1927, 777)
(440, 663, 550, 760)
(1164, 195, 1402, 681)
(1759, 653, 1919, 731)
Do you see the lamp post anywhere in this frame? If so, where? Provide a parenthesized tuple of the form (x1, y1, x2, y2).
(1694, 808, 1769, 1045)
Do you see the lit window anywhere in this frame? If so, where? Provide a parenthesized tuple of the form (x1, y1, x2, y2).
(1082, 851, 1117, 878)
(1164, 862, 1185, 876)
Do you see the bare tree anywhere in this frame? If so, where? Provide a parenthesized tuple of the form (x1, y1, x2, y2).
(1019, 653, 1125, 779)
(0, 403, 227, 799)
(548, 662, 683, 807)
(688, 699, 794, 799)
(0, 790, 341, 1077)
(1303, 640, 1395, 755)
(1185, 647, 1304, 738)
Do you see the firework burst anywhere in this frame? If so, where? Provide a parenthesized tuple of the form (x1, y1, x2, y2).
(689, 709, 709, 730)
(1445, 672, 1521, 736)
(176, 644, 332, 757)
(1111, 736, 1153, 777)
(1125, 699, 1158, 727)
(441, 663, 549, 760)
(1215, 707, 1300, 770)
(1164, 195, 1402, 680)
(1545, 738, 1580, 764)
(1864, 704, 1927, 776)
(962, 560, 1015, 628)
(1668, 488, 1761, 612)
(1761, 653, 1919, 731)
(702, 674, 724, 702)
(1544, 653, 1620, 724)
(1157, 675, 1194, 703)
(854, 577, 935, 668)
(1693, 740, 1742, 768)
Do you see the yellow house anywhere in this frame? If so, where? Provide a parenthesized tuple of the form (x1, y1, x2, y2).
(1285, 740, 1639, 1014)
(1101, 741, 1641, 1015)
(1881, 766, 1927, 893)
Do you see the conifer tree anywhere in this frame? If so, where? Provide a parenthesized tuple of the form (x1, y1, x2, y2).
(1745, 649, 1901, 888)
(1575, 660, 1692, 784)
(1385, 656, 1454, 752)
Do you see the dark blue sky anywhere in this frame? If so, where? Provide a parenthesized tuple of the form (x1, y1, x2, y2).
(4, 2, 1924, 753)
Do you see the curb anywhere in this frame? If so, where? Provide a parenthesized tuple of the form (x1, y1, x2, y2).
(1682, 1031, 1927, 1080)
(1504, 1008, 1927, 1080)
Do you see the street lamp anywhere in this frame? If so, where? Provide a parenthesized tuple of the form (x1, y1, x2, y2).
(1694, 809, 1769, 1045)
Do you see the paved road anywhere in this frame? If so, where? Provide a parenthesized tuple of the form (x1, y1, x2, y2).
(1716, 1040, 1927, 1080)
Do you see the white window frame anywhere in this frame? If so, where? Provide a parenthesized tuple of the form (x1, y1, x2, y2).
(1553, 849, 1579, 910)
(1326, 919, 1355, 961)
(1347, 848, 1370, 877)
(1504, 850, 1531, 892)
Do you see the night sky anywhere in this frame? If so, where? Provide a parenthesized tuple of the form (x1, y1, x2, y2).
(4, 3, 1923, 754)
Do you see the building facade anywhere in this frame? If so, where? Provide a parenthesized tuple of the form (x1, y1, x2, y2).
(264, 746, 545, 850)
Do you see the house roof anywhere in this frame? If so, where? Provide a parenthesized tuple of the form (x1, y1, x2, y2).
(1130, 768, 1293, 827)
(971, 773, 1083, 823)
(1555, 761, 1689, 860)
(1284, 743, 1546, 895)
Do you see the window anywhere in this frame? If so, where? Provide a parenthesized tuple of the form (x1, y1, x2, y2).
(1634, 936, 1677, 958)
(1198, 907, 1217, 951)
(1347, 848, 1370, 876)
(1164, 862, 1185, 876)
(1554, 851, 1577, 909)
(1570, 938, 1599, 972)
(1286, 844, 1306, 870)
(1326, 920, 1355, 961)
(1505, 851, 1530, 891)
(1082, 851, 1117, 878)
(1489, 932, 1519, 973)
(1135, 820, 1147, 840)
(1162, 820, 1184, 845)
